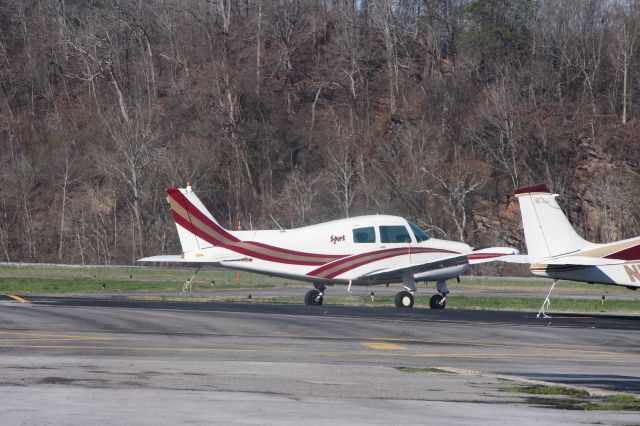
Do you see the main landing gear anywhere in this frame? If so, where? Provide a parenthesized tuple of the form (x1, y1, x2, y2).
(394, 291, 414, 308)
(394, 279, 449, 310)
(305, 284, 326, 306)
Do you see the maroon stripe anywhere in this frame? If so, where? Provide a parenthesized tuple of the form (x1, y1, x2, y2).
(322, 250, 411, 279)
(221, 244, 330, 266)
(173, 209, 345, 265)
(308, 247, 459, 278)
(168, 188, 349, 264)
(243, 241, 344, 260)
(172, 211, 197, 237)
(604, 244, 640, 261)
(514, 184, 550, 195)
(308, 247, 407, 276)
(173, 211, 225, 246)
(174, 218, 341, 264)
(467, 253, 507, 260)
(166, 188, 239, 243)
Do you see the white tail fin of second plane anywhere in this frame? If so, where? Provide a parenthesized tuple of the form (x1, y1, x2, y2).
(514, 184, 595, 262)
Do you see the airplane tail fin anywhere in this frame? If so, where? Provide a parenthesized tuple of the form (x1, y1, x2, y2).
(514, 184, 593, 262)
(166, 186, 240, 253)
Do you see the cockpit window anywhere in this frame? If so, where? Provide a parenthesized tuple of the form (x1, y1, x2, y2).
(353, 227, 376, 243)
(380, 225, 412, 243)
(408, 220, 430, 242)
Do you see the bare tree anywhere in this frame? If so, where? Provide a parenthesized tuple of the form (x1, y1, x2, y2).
(610, 3, 640, 125)
(421, 154, 486, 242)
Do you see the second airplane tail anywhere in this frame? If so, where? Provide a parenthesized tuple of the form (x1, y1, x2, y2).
(514, 184, 594, 262)
(166, 186, 239, 253)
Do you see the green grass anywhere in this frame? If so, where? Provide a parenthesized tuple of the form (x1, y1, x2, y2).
(0, 264, 638, 313)
(447, 295, 640, 313)
(0, 277, 277, 293)
(0, 264, 286, 284)
(581, 394, 640, 411)
(505, 385, 589, 397)
(0, 265, 285, 293)
(506, 385, 640, 411)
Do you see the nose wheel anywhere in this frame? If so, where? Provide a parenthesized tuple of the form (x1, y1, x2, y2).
(305, 284, 326, 306)
(429, 280, 449, 310)
(429, 294, 446, 309)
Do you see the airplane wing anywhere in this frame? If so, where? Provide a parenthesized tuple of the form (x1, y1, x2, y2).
(466, 247, 521, 264)
(359, 253, 470, 281)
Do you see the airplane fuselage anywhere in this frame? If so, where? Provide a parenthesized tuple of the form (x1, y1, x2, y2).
(181, 215, 472, 285)
(530, 262, 640, 289)
(528, 236, 640, 289)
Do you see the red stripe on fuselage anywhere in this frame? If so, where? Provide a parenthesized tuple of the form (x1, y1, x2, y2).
(173, 209, 347, 265)
(221, 243, 337, 266)
(307, 247, 460, 279)
(238, 240, 344, 261)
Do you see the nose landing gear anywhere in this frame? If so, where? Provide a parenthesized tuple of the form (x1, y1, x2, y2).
(305, 284, 326, 306)
(429, 281, 449, 310)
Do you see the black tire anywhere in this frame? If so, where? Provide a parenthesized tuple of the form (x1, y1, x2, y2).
(304, 289, 323, 306)
(429, 294, 446, 310)
(394, 291, 414, 308)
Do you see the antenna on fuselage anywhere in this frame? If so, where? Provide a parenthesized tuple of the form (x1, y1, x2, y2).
(268, 213, 285, 232)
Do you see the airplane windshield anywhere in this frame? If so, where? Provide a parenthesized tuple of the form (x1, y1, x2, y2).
(407, 220, 430, 242)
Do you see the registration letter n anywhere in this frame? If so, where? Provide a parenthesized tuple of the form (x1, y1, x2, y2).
(624, 265, 640, 282)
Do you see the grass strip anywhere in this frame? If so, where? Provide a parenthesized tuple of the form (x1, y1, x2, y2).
(506, 385, 640, 411)
(505, 385, 589, 397)
(0, 277, 276, 293)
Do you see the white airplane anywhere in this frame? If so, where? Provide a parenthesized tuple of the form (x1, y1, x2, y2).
(140, 185, 518, 309)
(514, 184, 640, 317)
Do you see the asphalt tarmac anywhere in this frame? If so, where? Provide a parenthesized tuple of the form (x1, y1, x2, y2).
(1, 295, 639, 425)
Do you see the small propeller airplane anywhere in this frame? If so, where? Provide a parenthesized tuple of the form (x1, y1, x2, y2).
(513, 184, 640, 317)
(140, 185, 518, 309)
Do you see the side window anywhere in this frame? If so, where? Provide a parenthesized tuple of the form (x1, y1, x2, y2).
(353, 227, 376, 243)
(380, 225, 411, 243)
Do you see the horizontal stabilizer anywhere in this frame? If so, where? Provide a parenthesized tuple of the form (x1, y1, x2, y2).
(493, 254, 530, 264)
(467, 247, 520, 264)
(138, 254, 248, 264)
(543, 256, 626, 267)
(138, 255, 190, 263)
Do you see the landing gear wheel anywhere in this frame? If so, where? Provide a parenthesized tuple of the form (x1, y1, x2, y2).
(304, 289, 323, 306)
(394, 291, 414, 308)
(429, 294, 446, 310)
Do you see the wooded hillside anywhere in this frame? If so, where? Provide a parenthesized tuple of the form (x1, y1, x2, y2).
(1, 0, 639, 265)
